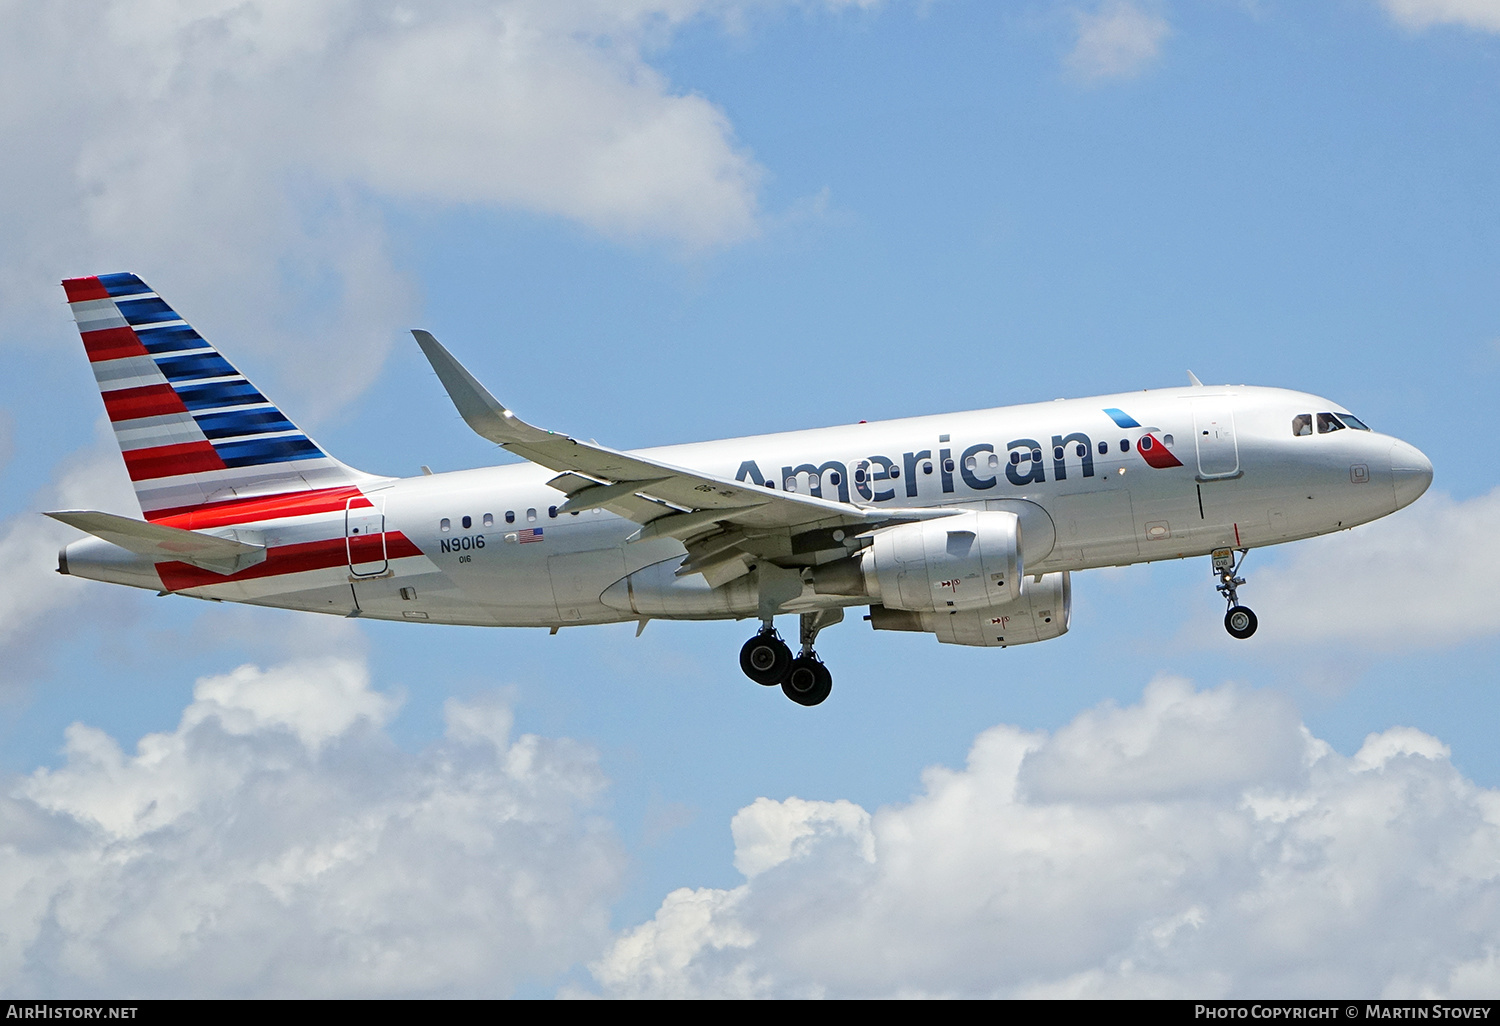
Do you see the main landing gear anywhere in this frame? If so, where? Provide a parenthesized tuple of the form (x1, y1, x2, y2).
(1213, 548, 1258, 640)
(739, 610, 840, 706)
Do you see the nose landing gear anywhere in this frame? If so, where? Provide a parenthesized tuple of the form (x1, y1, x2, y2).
(1213, 548, 1257, 640)
(739, 609, 841, 705)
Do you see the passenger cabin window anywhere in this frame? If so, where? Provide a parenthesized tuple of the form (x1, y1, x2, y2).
(1317, 412, 1345, 434)
(505, 511, 515, 524)
(548, 506, 558, 518)
(1292, 414, 1313, 436)
(1162, 434, 1173, 448)
(440, 518, 451, 532)
(483, 513, 494, 527)
(526, 508, 537, 522)
(461, 515, 472, 529)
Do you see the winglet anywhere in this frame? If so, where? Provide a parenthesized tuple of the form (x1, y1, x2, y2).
(1187, 370, 1204, 387)
(411, 329, 555, 447)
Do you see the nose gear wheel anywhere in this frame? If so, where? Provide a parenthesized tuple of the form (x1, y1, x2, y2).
(1212, 548, 1257, 639)
(1225, 605, 1258, 639)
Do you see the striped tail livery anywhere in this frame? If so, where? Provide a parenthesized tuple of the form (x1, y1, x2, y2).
(61, 272, 374, 522)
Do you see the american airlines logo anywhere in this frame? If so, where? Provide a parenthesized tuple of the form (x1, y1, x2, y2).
(732, 409, 1181, 504)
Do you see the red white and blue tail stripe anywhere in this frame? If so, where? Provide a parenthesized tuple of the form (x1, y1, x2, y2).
(63, 273, 377, 522)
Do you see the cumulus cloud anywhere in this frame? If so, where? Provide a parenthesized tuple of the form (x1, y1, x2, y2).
(1065, 1, 1170, 82)
(0, 654, 622, 996)
(1380, 0, 1500, 33)
(0, 440, 138, 685)
(591, 677, 1500, 998)
(0, 1, 864, 414)
(1250, 487, 1500, 648)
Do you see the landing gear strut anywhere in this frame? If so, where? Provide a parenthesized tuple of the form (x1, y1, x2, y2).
(1213, 548, 1258, 640)
(738, 609, 841, 705)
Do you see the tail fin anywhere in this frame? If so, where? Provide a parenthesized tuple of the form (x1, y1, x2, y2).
(62, 273, 377, 522)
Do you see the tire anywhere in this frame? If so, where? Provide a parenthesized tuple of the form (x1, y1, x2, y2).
(1224, 605, 1258, 640)
(740, 632, 792, 685)
(781, 656, 833, 706)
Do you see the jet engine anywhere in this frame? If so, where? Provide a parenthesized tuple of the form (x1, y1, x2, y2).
(867, 571, 1070, 647)
(858, 510, 1022, 613)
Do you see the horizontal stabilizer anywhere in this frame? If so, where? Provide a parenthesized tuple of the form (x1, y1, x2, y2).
(47, 510, 266, 575)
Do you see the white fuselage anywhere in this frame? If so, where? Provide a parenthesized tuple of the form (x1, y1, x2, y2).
(62, 384, 1431, 629)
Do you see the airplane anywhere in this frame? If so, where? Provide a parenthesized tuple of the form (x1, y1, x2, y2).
(49, 273, 1433, 706)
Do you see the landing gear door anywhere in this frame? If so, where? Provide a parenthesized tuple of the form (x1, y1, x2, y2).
(1192, 400, 1240, 480)
(346, 496, 388, 577)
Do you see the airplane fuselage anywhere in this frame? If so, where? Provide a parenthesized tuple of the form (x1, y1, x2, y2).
(63, 383, 1431, 630)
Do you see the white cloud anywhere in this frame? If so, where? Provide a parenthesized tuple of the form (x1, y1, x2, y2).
(0, 440, 138, 685)
(1250, 487, 1500, 648)
(0, 1, 866, 415)
(1381, 0, 1500, 33)
(1065, 1, 1170, 82)
(591, 677, 1500, 998)
(0, 654, 623, 996)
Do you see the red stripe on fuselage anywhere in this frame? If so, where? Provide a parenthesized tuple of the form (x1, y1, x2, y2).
(82, 326, 148, 362)
(62, 277, 110, 302)
(156, 532, 423, 592)
(102, 383, 188, 422)
(150, 486, 374, 528)
(122, 441, 227, 481)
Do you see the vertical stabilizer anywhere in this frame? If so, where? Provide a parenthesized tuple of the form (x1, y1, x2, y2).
(62, 273, 378, 522)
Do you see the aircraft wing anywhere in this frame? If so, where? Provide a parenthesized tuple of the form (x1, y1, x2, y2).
(413, 331, 952, 567)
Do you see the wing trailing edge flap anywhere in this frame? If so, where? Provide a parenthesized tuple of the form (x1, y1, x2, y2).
(46, 510, 266, 575)
(412, 328, 963, 550)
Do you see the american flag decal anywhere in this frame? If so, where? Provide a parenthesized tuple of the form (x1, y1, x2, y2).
(518, 528, 544, 544)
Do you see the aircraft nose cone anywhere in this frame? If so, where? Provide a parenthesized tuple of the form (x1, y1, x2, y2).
(1389, 440, 1433, 509)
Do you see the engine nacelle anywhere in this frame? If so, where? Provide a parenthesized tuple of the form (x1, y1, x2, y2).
(868, 571, 1070, 647)
(863, 510, 1021, 613)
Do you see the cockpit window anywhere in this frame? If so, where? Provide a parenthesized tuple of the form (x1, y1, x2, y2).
(1339, 413, 1371, 431)
(1292, 414, 1312, 437)
(1317, 412, 1345, 434)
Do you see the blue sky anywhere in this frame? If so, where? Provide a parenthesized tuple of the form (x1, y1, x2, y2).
(1, 0, 1499, 998)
